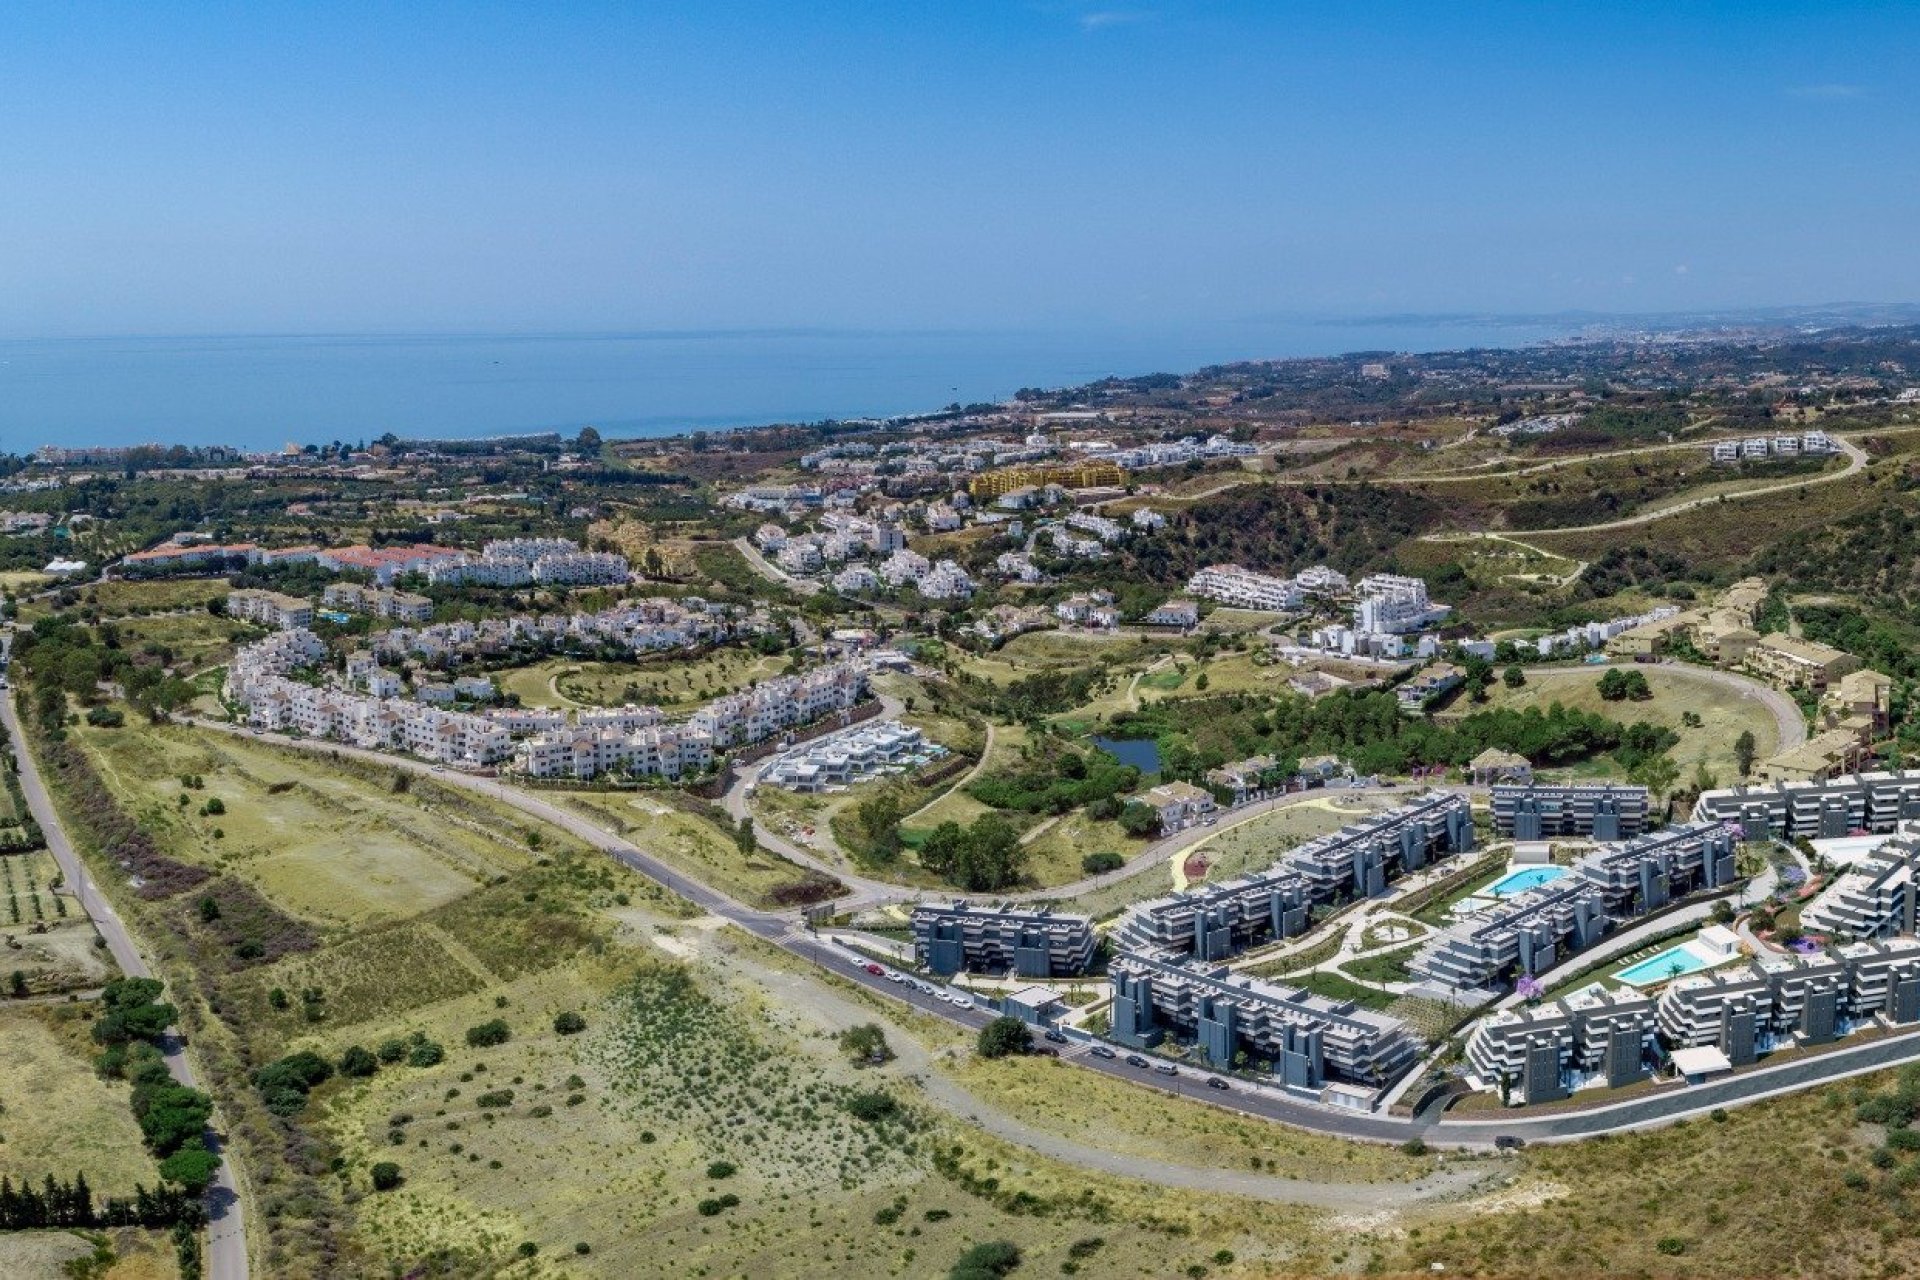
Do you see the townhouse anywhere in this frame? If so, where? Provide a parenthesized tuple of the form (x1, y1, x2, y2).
(1694, 771, 1920, 840)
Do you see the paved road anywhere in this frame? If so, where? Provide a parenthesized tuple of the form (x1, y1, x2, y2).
(730, 536, 821, 595)
(4, 693, 249, 1280)
(181, 716, 1920, 1155)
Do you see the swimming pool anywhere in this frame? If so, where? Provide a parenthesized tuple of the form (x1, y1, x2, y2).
(1483, 865, 1568, 898)
(1616, 944, 1711, 988)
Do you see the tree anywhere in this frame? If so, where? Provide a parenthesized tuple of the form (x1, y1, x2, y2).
(1734, 729, 1758, 777)
(976, 1016, 1032, 1060)
(553, 1011, 586, 1035)
(854, 790, 904, 863)
(1629, 752, 1681, 814)
(954, 814, 1025, 892)
(838, 1022, 893, 1065)
(1118, 801, 1161, 838)
(732, 816, 755, 856)
(157, 1145, 220, 1194)
(370, 1162, 403, 1191)
(1502, 665, 1526, 689)
(918, 821, 969, 877)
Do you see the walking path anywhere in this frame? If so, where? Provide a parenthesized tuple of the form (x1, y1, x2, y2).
(4, 693, 249, 1280)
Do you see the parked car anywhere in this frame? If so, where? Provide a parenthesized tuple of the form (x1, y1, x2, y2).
(1042, 1028, 1067, 1044)
(1494, 1135, 1526, 1151)
(1153, 1063, 1177, 1076)
(1205, 1076, 1230, 1091)
(1089, 1045, 1117, 1059)
(1124, 1054, 1149, 1068)
(864, 964, 885, 976)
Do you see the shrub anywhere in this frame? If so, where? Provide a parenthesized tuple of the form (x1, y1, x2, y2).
(574, 1242, 592, 1255)
(706, 1160, 736, 1180)
(1399, 1137, 1428, 1156)
(338, 1045, 379, 1078)
(464, 1018, 511, 1048)
(376, 1038, 407, 1064)
(1080, 851, 1124, 875)
(516, 1242, 538, 1258)
(553, 1010, 586, 1035)
(407, 1041, 445, 1068)
(1656, 1238, 1687, 1256)
(696, 1194, 740, 1217)
(976, 1016, 1032, 1060)
(475, 1090, 516, 1109)
(950, 1240, 1022, 1279)
(370, 1162, 403, 1191)
(844, 1091, 898, 1122)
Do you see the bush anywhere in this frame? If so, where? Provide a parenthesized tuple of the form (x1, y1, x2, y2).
(696, 1194, 740, 1217)
(553, 1010, 586, 1035)
(407, 1040, 445, 1068)
(950, 1240, 1022, 1279)
(1080, 851, 1124, 875)
(844, 1091, 899, 1122)
(976, 1016, 1033, 1060)
(464, 1019, 510, 1048)
(338, 1045, 379, 1078)
(376, 1038, 407, 1064)
(475, 1090, 516, 1109)
(370, 1162, 403, 1191)
(1656, 1238, 1687, 1256)
(706, 1160, 736, 1180)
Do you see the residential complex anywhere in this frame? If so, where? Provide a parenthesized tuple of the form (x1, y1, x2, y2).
(910, 902, 1096, 978)
(1110, 952, 1419, 1091)
(760, 720, 931, 791)
(1466, 986, 1660, 1103)
(1412, 823, 1739, 991)
(1694, 770, 1920, 840)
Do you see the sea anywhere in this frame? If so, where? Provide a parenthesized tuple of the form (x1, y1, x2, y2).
(0, 320, 1578, 454)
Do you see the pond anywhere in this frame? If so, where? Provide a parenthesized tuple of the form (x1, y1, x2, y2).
(1090, 735, 1162, 775)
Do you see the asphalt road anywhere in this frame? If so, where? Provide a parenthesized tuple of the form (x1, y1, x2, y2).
(187, 715, 1920, 1156)
(4, 693, 249, 1280)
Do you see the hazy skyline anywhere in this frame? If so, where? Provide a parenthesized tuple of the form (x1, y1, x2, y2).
(2, 1, 1914, 337)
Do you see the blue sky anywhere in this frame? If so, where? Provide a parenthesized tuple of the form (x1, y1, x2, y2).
(0, 1, 1914, 335)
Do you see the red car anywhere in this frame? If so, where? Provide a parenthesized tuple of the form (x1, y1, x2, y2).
(864, 964, 886, 976)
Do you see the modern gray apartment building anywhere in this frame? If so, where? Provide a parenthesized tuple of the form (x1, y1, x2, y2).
(1111, 792, 1474, 962)
(911, 902, 1096, 978)
(1465, 986, 1659, 1103)
(1652, 942, 1920, 1068)
(1411, 823, 1739, 990)
(1694, 771, 1920, 840)
(1490, 782, 1648, 842)
(1802, 835, 1920, 939)
(1109, 951, 1419, 1088)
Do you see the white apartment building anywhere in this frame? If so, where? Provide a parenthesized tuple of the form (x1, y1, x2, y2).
(1185, 564, 1303, 611)
(226, 589, 313, 631)
(1353, 574, 1450, 634)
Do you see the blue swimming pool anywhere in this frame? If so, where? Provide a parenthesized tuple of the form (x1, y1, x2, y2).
(1483, 865, 1567, 898)
(1616, 944, 1710, 988)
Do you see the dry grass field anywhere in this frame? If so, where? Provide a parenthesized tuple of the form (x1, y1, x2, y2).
(0, 1005, 163, 1197)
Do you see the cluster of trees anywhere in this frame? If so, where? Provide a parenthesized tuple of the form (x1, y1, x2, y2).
(0, 1174, 204, 1231)
(1596, 668, 1653, 701)
(917, 814, 1027, 892)
(966, 741, 1139, 816)
(90, 979, 222, 1194)
(1107, 689, 1664, 782)
(837, 1022, 893, 1066)
(11, 615, 196, 723)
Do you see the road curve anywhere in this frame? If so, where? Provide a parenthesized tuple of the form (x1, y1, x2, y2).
(4, 694, 250, 1280)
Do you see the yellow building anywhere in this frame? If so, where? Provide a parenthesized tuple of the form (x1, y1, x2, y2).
(968, 460, 1126, 501)
(1744, 632, 1861, 691)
